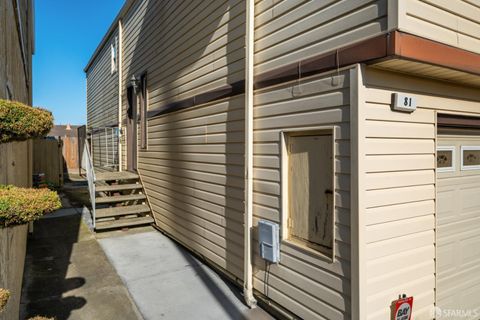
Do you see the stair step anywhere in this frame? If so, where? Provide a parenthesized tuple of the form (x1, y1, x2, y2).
(96, 205, 150, 219)
(95, 171, 139, 182)
(96, 194, 146, 204)
(96, 183, 143, 192)
(95, 216, 154, 231)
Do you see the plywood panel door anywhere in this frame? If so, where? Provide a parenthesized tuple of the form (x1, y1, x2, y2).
(288, 134, 333, 251)
(437, 134, 480, 317)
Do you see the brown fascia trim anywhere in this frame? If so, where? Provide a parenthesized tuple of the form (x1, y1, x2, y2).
(146, 80, 245, 119)
(255, 34, 389, 90)
(388, 31, 480, 75)
(438, 114, 480, 129)
(144, 31, 480, 120)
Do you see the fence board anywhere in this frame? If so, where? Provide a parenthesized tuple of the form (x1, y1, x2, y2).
(61, 136, 79, 173)
(0, 140, 32, 187)
(33, 139, 63, 186)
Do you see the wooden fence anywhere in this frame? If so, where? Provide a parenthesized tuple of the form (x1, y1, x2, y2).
(0, 140, 33, 187)
(33, 138, 63, 186)
(61, 136, 79, 173)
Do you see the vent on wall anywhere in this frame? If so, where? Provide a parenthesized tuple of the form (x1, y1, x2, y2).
(258, 220, 280, 263)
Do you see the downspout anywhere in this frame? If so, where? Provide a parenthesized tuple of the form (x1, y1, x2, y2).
(244, 0, 257, 308)
(118, 19, 123, 172)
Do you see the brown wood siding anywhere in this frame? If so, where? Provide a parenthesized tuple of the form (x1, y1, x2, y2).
(0, 0, 31, 103)
(0, 0, 34, 189)
(252, 70, 352, 319)
(0, 2, 34, 320)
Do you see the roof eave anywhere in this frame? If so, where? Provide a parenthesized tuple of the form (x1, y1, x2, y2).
(83, 0, 136, 73)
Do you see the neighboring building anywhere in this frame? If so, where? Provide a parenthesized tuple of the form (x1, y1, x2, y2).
(0, 0, 35, 187)
(48, 124, 82, 138)
(0, 2, 35, 320)
(85, 1, 480, 319)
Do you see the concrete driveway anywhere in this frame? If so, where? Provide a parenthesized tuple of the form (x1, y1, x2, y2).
(99, 231, 273, 320)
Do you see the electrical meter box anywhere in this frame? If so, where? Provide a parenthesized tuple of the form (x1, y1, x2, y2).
(258, 220, 280, 263)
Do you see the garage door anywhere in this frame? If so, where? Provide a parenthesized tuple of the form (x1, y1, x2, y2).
(437, 132, 480, 318)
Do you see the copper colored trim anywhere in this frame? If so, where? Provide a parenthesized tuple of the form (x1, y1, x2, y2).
(438, 114, 480, 129)
(390, 31, 480, 75)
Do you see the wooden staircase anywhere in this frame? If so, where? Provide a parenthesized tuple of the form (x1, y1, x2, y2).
(93, 171, 154, 231)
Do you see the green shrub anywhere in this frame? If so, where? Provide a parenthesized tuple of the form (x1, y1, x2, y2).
(0, 185, 61, 228)
(0, 99, 54, 143)
(0, 288, 9, 312)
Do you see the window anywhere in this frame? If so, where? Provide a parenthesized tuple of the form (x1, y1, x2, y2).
(282, 129, 335, 259)
(110, 37, 118, 74)
(437, 146, 455, 172)
(139, 73, 148, 150)
(461, 146, 480, 170)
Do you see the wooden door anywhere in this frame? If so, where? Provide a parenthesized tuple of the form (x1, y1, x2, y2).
(127, 86, 137, 172)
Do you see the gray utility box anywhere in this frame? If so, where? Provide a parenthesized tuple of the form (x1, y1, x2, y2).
(258, 220, 280, 263)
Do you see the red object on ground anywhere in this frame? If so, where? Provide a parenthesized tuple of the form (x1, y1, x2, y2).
(393, 296, 414, 320)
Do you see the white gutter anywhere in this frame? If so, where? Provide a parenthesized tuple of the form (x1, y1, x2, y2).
(243, 0, 257, 308)
(118, 19, 123, 172)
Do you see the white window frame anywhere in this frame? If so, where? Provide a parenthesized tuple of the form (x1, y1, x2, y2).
(461, 146, 480, 171)
(437, 146, 456, 173)
(110, 37, 118, 74)
(280, 125, 336, 262)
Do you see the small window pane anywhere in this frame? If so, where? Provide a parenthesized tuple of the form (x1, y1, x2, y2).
(463, 148, 480, 167)
(437, 150, 453, 168)
(437, 146, 455, 172)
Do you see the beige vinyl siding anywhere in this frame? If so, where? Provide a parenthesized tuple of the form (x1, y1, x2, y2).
(398, 0, 480, 54)
(121, 0, 245, 109)
(120, 0, 245, 172)
(139, 95, 245, 280)
(86, 29, 119, 128)
(86, 29, 119, 168)
(252, 70, 351, 319)
(361, 67, 480, 320)
(254, 0, 388, 75)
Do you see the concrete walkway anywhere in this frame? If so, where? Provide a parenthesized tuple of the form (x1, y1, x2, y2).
(20, 207, 143, 320)
(99, 231, 273, 320)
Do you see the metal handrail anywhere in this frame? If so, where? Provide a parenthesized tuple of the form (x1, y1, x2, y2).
(81, 140, 96, 229)
(89, 127, 119, 170)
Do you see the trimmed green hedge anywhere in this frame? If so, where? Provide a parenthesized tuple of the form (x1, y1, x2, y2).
(0, 99, 54, 143)
(0, 185, 61, 228)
